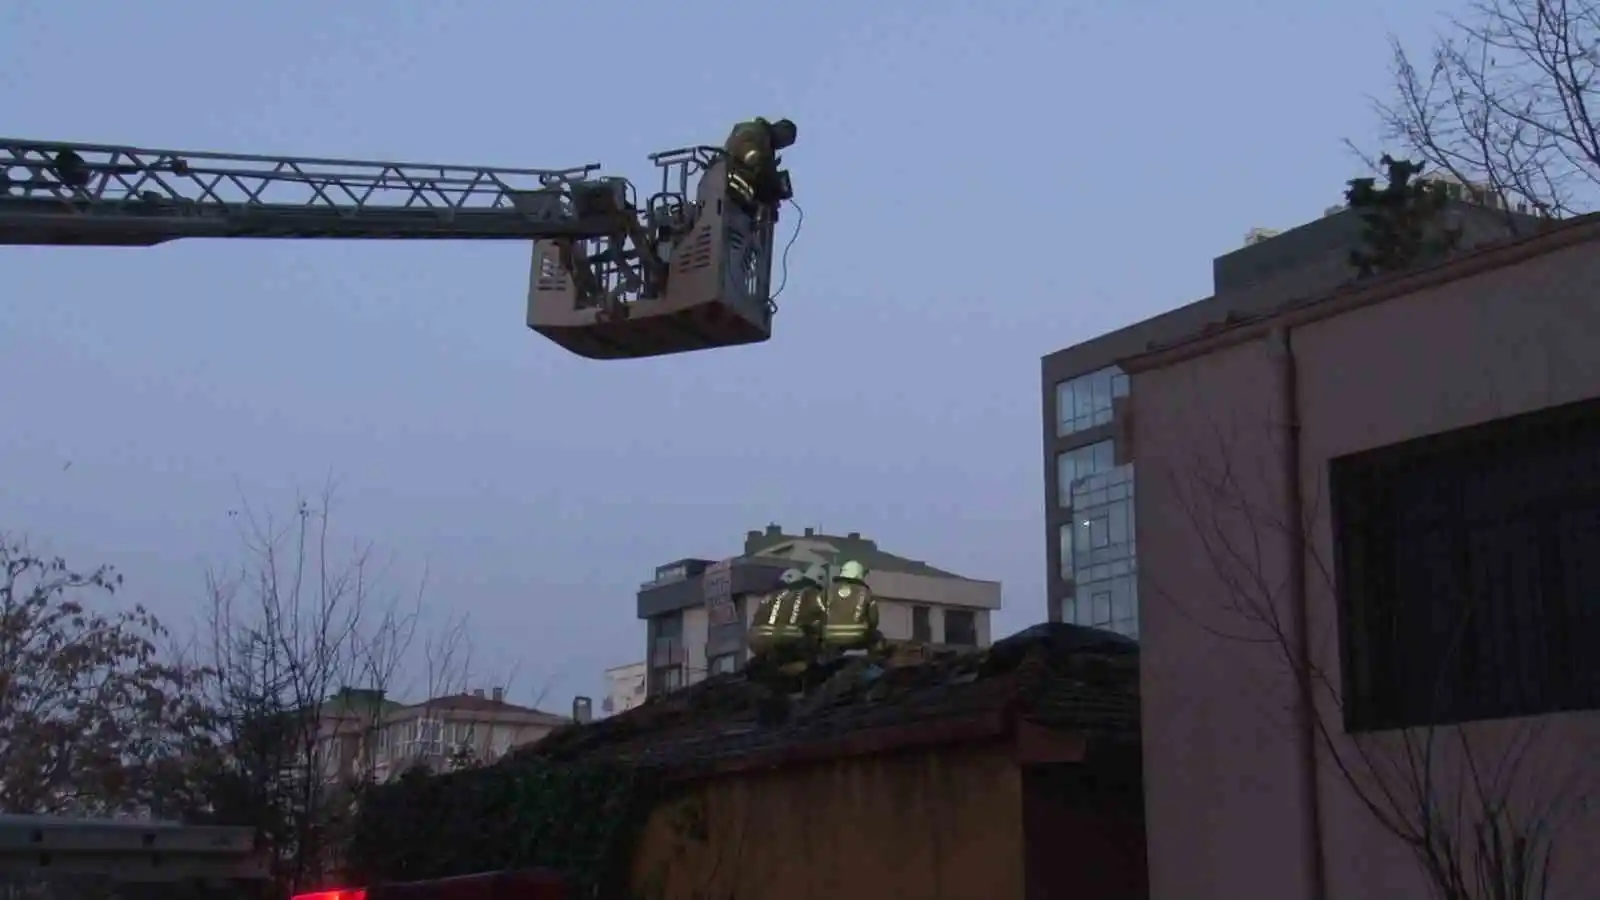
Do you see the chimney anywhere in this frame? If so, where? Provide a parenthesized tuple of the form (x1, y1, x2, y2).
(765, 523, 782, 536)
(847, 531, 861, 540)
(746, 529, 761, 542)
(572, 696, 593, 724)
(803, 527, 815, 537)
(491, 686, 504, 703)
(472, 688, 485, 699)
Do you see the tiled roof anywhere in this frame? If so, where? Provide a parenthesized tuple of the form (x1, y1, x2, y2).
(396, 693, 567, 721)
(742, 532, 971, 580)
(522, 624, 1139, 776)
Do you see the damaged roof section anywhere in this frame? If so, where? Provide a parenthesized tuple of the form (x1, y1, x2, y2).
(522, 624, 1140, 778)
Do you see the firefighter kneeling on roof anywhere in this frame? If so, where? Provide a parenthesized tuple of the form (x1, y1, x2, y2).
(748, 559, 883, 681)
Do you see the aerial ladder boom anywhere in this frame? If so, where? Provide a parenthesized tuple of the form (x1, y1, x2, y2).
(0, 138, 615, 246)
(0, 122, 799, 361)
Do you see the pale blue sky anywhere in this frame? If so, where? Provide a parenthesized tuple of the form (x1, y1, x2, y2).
(1, 0, 1448, 707)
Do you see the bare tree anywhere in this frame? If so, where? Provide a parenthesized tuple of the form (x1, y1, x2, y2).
(1360, 0, 1600, 220)
(0, 536, 212, 817)
(404, 616, 550, 772)
(195, 485, 423, 891)
(1152, 394, 1592, 900)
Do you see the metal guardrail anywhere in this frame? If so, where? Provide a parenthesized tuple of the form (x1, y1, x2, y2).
(0, 814, 267, 882)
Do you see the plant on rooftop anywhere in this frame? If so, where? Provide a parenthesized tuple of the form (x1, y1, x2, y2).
(1346, 155, 1463, 279)
(1355, 0, 1600, 220)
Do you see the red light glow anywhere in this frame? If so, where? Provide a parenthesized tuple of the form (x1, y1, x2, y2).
(293, 889, 368, 900)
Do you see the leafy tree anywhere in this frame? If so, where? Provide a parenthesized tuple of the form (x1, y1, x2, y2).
(0, 536, 212, 816)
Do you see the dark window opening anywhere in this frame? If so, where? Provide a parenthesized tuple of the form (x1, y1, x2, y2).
(945, 609, 978, 647)
(912, 605, 932, 643)
(650, 665, 683, 696)
(1332, 397, 1600, 732)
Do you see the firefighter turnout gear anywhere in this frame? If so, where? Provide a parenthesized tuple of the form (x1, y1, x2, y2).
(748, 568, 807, 657)
(723, 117, 797, 211)
(823, 559, 878, 650)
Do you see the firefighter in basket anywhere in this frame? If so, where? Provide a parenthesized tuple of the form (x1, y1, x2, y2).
(722, 117, 797, 212)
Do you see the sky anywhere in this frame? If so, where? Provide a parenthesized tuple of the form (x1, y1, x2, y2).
(1, 0, 1455, 709)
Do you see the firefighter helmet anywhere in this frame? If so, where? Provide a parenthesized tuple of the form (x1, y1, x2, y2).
(802, 562, 831, 586)
(836, 559, 868, 583)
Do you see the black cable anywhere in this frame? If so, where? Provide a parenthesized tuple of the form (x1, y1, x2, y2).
(768, 198, 805, 311)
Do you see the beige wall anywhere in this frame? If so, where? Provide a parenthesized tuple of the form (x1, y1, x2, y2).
(606, 662, 648, 715)
(319, 707, 561, 782)
(682, 605, 709, 685)
(1129, 238, 1600, 900)
(630, 743, 1023, 900)
(877, 598, 992, 646)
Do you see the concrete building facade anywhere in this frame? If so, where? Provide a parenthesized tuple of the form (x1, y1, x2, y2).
(634, 524, 1003, 698)
(602, 661, 647, 717)
(1040, 201, 1532, 634)
(1119, 215, 1600, 899)
(315, 686, 569, 783)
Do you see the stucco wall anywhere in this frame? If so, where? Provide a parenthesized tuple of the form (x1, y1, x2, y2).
(630, 743, 1024, 900)
(682, 605, 709, 684)
(1131, 238, 1600, 900)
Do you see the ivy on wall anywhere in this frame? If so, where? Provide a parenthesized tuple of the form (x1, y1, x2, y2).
(346, 753, 661, 899)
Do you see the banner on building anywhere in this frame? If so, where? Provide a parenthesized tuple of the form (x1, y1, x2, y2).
(703, 558, 737, 627)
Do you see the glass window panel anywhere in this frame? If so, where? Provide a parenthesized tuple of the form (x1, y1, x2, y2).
(1058, 524, 1075, 580)
(1072, 377, 1094, 422)
(1109, 500, 1130, 545)
(1094, 441, 1116, 472)
(1091, 369, 1113, 411)
(1112, 576, 1135, 620)
(1056, 368, 1129, 436)
(1085, 512, 1109, 549)
(1055, 381, 1073, 436)
(1060, 596, 1078, 624)
(1057, 452, 1077, 507)
(1092, 591, 1113, 625)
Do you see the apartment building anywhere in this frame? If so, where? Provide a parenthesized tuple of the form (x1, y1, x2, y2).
(314, 686, 569, 783)
(602, 662, 647, 716)
(1123, 214, 1600, 900)
(634, 524, 1003, 697)
(1040, 198, 1532, 637)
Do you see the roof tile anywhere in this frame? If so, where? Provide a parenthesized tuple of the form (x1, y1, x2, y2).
(522, 624, 1139, 774)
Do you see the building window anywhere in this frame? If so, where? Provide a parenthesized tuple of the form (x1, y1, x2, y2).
(1332, 398, 1600, 733)
(944, 610, 978, 647)
(1057, 440, 1117, 508)
(911, 605, 932, 643)
(708, 652, 739, 675)
(1060, 458, 1138, 638)
(1058, 523, 1075, 582)
(402, 718, 444, 757)
(447, 722, 475, 747)
(1055, 366, 1130, 437)
(655, 611, 684, 641)
(651, 666, 684, 695)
